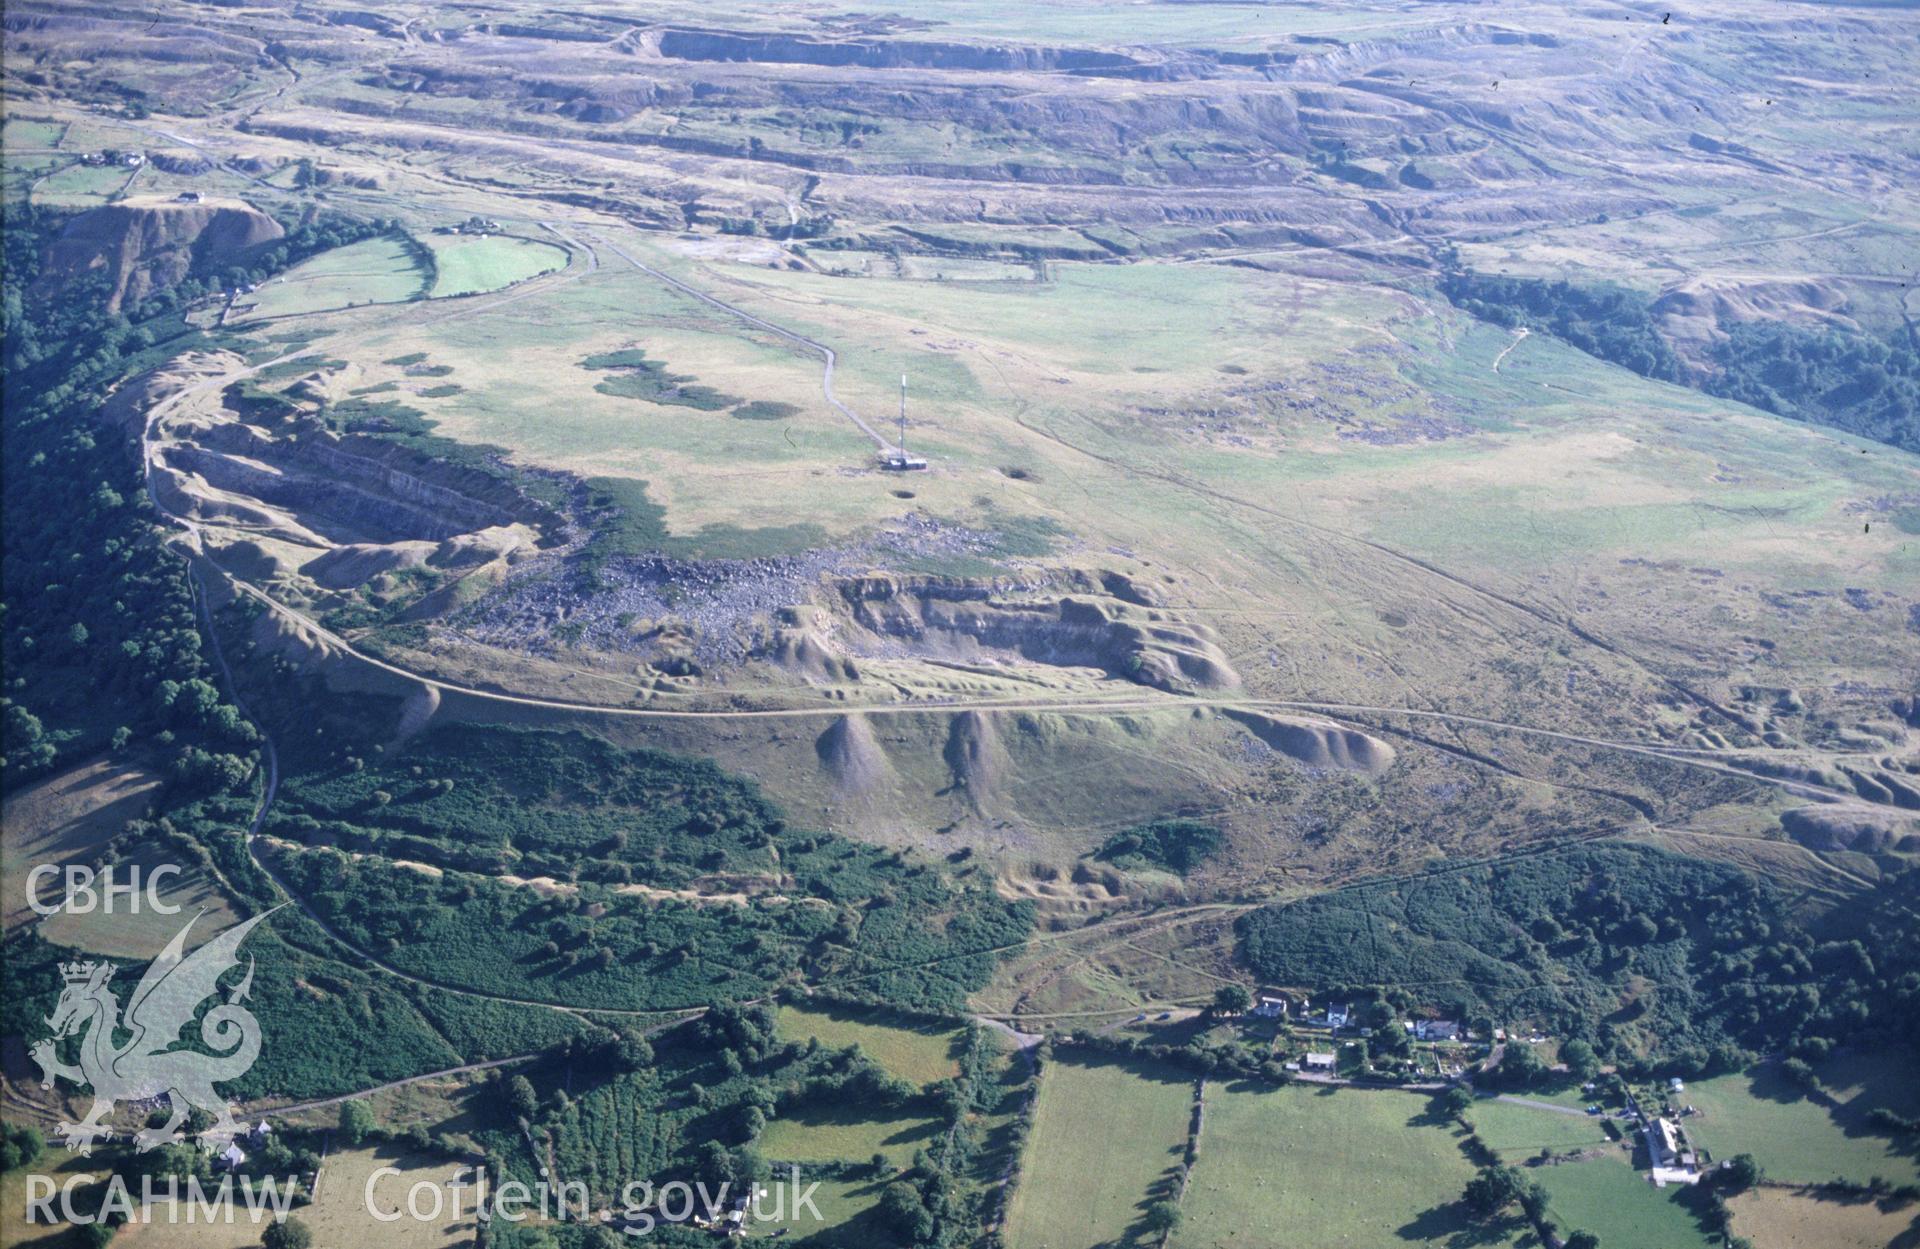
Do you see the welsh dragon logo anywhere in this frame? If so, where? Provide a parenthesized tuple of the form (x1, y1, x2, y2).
(31, 908, 279, 1156)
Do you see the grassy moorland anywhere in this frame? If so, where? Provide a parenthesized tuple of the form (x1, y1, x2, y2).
(2, 9, 1918, 1249)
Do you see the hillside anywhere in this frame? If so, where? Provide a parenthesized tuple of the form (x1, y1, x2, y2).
(1, 5, 1917, 1249)
(37, 195, 282, 309)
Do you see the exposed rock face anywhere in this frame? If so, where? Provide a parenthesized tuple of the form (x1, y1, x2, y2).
(154, 419, 556, 549)
(38, 197, 283, 311)
(834, 574, 1238, 694)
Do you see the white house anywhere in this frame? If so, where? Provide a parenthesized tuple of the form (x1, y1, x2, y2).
(217, 1143, 247, 1171)
(1303, 1052, 1336, 1071)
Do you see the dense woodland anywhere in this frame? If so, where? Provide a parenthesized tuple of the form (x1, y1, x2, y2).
(1440, 270, 1920, 453)
(1239, 841, 1920, 1070)
(261, 723, 1032, 1012)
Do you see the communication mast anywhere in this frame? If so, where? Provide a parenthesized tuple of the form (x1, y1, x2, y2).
(880, 371, 927, 471)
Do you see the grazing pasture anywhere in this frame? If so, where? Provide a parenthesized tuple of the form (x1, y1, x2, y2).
(1004, 1055, 1194, 1249)
(241, 235, 427, 319)
(1467, 1096, 1616, 1161)
(1174, 1085, 1530, 1249)
(423, 232, 566, 298)
(1727, 1185, 1920, 1249)
(1680, 1057, 1920, 1187)
(1532, 1152, 1716, 1249)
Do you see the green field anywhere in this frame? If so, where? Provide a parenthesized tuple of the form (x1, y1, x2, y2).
(775, 1003, 967, 1085)
(1679, 1056, 1920, 1187)
(748, 1175, 897, 1247)
(242, 234, 427, 319)
(30, 161, 130, 205)
(759, 1102, 945, 1167)
(2, 153, 62, 195)
(1004, 1056, 1194, 1249)
(3, 117, 65, 147)
(1467, 1097, 1616, 1160)
(1173, 1085, 1530, 1249)
(424, 232, 567, 297)
(1533, 1153, 1716, 1249)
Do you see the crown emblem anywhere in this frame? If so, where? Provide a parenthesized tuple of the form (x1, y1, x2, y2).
(59, 961, 106, 984)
